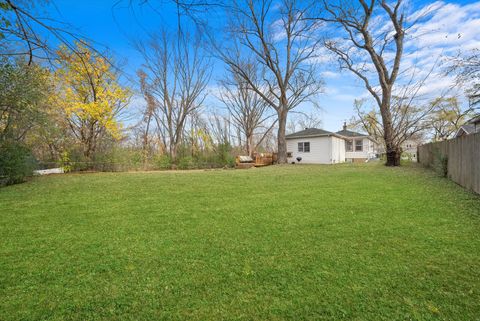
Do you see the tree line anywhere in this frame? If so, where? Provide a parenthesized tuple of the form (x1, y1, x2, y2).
(1, 0, 478, 184)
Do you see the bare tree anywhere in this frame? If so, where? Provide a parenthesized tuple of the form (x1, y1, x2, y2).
(136, 32, 211, 162)
(426, 97, 475, 141)
(217, 0, 323, 163)
(317, 0, 423, 166)
(206, 113, 231, 147)
(350, 96, 448, 151)
(447, 49, 480, 109)
(348, 99, 384, 143)
(218, 62, 275, 157)
(137, 69, 158, 164)
(287, 111, 323, 134)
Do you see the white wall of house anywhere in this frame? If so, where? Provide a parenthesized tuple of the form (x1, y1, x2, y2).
(331, 136, 346, 164)
(345, 137, 377, 160)
(286, 136, 345, 164)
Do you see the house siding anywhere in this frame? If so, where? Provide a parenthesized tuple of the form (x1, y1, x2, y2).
(345, 137, 376, 160)
(331, 136, 346, 163)
(286, 136, 345, 164)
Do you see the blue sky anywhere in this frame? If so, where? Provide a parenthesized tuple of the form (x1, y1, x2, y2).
(43, 0, 480, 132)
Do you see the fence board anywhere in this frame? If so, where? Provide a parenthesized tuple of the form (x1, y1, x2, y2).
(418, 132, 480, 194)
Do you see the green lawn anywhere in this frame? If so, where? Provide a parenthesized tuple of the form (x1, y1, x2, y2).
(1, 164, 480, 320)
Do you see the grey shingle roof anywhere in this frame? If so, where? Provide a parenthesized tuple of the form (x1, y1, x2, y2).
(285, 128, 335, 139)
(335, 129, 368, 137)
(468, 115, 480, 124)
(459, 124, 475, 134)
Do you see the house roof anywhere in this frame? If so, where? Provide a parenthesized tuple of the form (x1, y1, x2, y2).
(285, 128, 340, 139)
(285, 127, 380, 145)
(335, 129, 368, 137)
(457, 124, 476, 136)
(467, 114, 480, 124)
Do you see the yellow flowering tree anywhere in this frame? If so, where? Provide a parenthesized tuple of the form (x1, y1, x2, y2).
(53, 43, 130, 160)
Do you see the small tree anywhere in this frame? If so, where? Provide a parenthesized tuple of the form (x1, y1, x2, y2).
(350, 96, 438, 152)
(0, 58, 48, 184)
(427, 97, 475, 141)
(0, 58, 49, 143)
(53, 43, 130, 160)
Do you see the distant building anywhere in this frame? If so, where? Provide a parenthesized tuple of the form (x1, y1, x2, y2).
(285, 123, 379, 164)
(401, 140, 419, 162)
(456, 115, 480, 137)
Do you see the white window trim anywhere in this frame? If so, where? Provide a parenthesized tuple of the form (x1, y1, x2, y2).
(298, 142, 310, 153)
(355, 139, 363, 152)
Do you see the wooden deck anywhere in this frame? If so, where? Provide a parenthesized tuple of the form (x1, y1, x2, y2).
(235, 153, 277, 169)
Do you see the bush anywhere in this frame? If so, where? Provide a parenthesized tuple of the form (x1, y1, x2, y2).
(0, 141, 37, 185)
(60, 151, 72, 173)
(433, 149, 448, 177)
(178, 156, 195, 170)
(153, 154, 172, 170)
(211, 143, 235, 168)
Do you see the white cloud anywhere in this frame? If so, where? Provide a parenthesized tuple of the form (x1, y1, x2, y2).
(328, 1, 480, 100)
(320, 71, 340, 79)
(397, 1, 480, 96)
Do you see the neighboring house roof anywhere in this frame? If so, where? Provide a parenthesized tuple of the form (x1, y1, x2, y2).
(456, 124, 476, 137)
(335, 129, 368, 137)
(467, 114, 480, 125)
(285, 128, 343, 139)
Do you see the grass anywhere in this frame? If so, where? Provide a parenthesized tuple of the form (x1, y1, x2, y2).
(1, 163, 480, 321)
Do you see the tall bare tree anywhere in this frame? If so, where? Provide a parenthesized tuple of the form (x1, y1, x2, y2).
(318, 0, 416, 166)
(217, 0, 323, 163)
(218, 62, 275, 157)
(136, 32, 210, 162)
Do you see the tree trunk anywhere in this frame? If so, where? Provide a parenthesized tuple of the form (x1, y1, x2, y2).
(142, 117, 151, 165)
(246, 132, 254, 158)
(386, 147, 401, 166)
(379, 94, 401, 167)
(277, 109, 288, 164)
(170, 142, 177, 163)
(83, 139, 93, 161)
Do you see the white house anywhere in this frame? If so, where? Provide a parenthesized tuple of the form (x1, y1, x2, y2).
(335, 125, 379, 162)
(401, 140, 419, 162)
(286, 125, 379, 164)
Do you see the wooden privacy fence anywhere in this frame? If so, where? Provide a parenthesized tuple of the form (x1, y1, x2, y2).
(418, 132, 480, 194)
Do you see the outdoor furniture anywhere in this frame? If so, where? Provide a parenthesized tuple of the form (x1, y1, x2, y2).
(235, 155, 255, 169)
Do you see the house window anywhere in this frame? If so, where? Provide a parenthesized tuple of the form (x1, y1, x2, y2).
(304, 142, 310, 152)
(298, 142, 310, 153)
(346, 140, 353, 152)
(355, 139, 363, 152)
